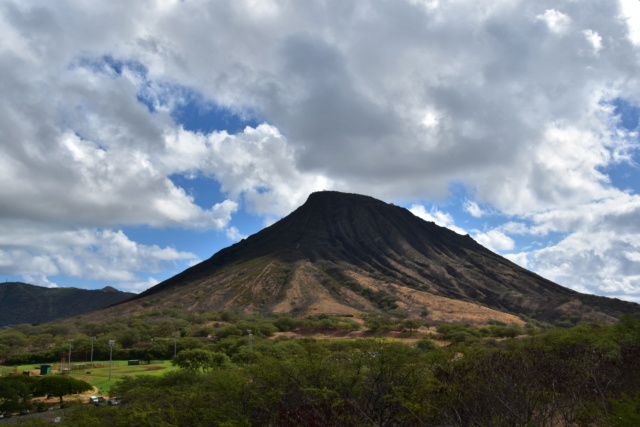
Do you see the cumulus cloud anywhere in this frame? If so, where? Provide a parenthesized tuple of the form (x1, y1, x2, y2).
(507, 193, 640, 298)
(537, 9, 572, 35)
(529, 230, 640, 301)
(225, 226, 246, 242)
(0, 220, 197, 285)
(117, 277, 160, 294)
(583, 29, 603, 53)
(409, 205, 467, 235)
(503, 252, 531, 269)
(3, 0, 638, 215)
(0, 72, 239, 230)
(620, 0, 640, 45)
(1, 0, 640, 298)
(22, 275, 58, 289)
(163, 124, 332, 218)
(464, 201, 485, 218)
(473, 229, 516, 252)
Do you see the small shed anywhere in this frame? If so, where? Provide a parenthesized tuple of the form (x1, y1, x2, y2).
(128, 360, 139, 366)
(40, 364, 52, 375)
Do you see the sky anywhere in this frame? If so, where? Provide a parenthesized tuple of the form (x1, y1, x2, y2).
(1, 0, 640, 303)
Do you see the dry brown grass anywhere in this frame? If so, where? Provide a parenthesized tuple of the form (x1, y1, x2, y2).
(86, 259, 523, 326)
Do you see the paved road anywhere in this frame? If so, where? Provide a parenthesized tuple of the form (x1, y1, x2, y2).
(0, 407, 68, 424)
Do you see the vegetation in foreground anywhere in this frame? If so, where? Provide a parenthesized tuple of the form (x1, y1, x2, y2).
(1, 315, 638, 426)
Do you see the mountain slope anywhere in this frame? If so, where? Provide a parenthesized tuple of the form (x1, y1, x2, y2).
(0, 282, 134, 326)
(104, 191, 638, 324)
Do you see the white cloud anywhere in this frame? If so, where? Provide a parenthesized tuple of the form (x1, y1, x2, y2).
(529, 230, 640, 299)
(473, 229, 516, 252)
(537, 9, 572, 35)
(503, 252, 530, 269)
(2, 0, 637, 217)
(163, 124, 332, 218)
(0, 221, 197, 283)
(464, 201, 485, 218)
(584, 29, 603, 53)
(528, 193, 640, 235)
(625, 251, 640, 262)
(225, 226, 246, 242)
(22, 275, 58, 289)
(1, 0, 640, 300)
(620, 0, 640, 45)
(409, 205, 467, 235)
(117, 277, 160, 294)
(500, 222, 531, 235)
(494, 192, 640, 300)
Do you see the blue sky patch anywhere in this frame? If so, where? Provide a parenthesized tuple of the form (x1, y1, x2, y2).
(170, 94, 260, 134)
(612, 98, 640, 131)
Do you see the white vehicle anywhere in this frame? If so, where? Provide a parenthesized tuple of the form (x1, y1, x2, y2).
(89, 396, 106, 405)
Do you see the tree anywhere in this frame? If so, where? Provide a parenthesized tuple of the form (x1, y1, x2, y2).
(0, 331, 28, 347)
(172, 349, 231, 373)
(416, 337, 437, 351)
(401, 319, 420, 334)
(34, 376, 92, 404)
(0, 376, 38, 412)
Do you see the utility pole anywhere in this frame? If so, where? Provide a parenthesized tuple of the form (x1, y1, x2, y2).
(67, 339, 73, 374)
(90, 337, 96, 368)
(108, 340, 115, 381)
(172, 332, 179, 357)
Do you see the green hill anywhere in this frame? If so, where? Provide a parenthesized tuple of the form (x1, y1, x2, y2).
(0, 282, 133, 326)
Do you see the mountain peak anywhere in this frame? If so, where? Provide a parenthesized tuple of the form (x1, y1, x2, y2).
(305, 190, 380, 204)
(107, 191, 638, 324)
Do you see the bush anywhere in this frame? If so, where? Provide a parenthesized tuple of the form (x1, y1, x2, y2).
(448, 331, 480, 344)
(608, 393, 640, 426)
(172, 349, 232, 372)
(416, 337, 437, 351)
(436, 324, 481, 341)
(273, 316, 299, 331)
(231, 347, 262, 364)
(192, 325, 215, 337)
(484, 324, 524, 338)
(214, 325, 244, 339)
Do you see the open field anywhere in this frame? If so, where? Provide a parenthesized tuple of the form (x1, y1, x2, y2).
(75, 360, 179, 394)
(2, 360, 179, 396)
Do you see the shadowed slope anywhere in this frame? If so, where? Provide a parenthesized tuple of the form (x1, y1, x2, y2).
(0, 282, 134, 326)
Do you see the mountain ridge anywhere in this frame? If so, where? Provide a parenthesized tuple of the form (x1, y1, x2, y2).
(0, 282, 134, 326)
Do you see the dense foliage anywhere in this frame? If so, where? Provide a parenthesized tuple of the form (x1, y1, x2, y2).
(0, 310, 363, 365)
(2, 311, 640, 425)
(24, 316, 638, 426)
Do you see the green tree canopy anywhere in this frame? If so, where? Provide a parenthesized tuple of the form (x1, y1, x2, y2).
(34, 376, 92, 404)
(172, 349, 231, 373)
(0, 376, 38, 412)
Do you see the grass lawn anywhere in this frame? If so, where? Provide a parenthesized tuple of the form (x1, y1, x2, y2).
(3, 360, 179, 395)
(77, 360, 179, 394)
